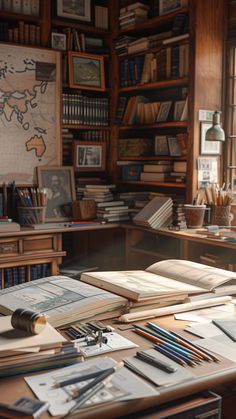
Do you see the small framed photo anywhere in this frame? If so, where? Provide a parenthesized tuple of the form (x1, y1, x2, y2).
(167, 136, 182, 156)
(51, 32, 67, 51)
(174, 100, 186, 121)
(37, 166, 76, 222)
(200, 122, 221, 155)
(154, 135, 169, 156)
(57, 0, 91, 22)
(73, 141, 106, 172)
(156, 101, 172, 122)
(159, 0, 183, 16)
(68, 52, 105, 91)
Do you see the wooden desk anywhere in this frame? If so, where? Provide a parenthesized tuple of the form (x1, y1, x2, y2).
(1, 316, 236, 418)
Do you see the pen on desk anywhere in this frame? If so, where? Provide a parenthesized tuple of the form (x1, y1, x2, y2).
(170, 331, 219, 362)
(154, 344, 196, 366)
(147, 322, 211, 362)
(54, 368, 113, 388)
(136, 350, 177, 373)
(133, 327, 200, 363)
(68, 362, 123, 413)
(134, 325, 200, 361)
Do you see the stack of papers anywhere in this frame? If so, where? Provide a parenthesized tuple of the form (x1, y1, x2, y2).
(133, 197, 173, 229)
(25, 357, 158, 416)
(0, 316, 82, 376)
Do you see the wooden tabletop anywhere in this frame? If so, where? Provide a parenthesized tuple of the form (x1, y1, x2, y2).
(1, 315, 236, 419)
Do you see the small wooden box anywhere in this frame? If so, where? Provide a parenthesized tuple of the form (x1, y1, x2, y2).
(72, 200, 96, 220)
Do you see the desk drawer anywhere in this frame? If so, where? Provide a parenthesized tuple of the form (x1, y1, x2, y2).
(0, 239, 19, 257)
(132, 392, 221, 419)
(23, 235, 57, 253)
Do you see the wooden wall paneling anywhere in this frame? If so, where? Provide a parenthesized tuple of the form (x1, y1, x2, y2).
(188, 0, 227, 201)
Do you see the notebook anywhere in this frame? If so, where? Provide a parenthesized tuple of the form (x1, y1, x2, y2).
(212, 318, 236, 342)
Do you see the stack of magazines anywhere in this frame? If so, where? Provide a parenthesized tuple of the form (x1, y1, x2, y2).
(133, 197, 173, 229)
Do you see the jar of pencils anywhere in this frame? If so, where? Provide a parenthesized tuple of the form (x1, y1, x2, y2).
(18, 206, 46, 226)
(211, 205, 233, 226)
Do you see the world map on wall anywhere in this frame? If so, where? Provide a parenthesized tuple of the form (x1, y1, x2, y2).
(0, 44, 61, 185)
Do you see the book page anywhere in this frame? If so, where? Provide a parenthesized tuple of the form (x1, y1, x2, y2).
(146, 259, 236, 291)
(80, 270, 204, 300)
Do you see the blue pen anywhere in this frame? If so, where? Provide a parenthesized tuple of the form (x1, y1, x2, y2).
(134, 325, 200, 360)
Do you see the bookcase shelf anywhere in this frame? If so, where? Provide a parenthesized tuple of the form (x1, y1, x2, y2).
(120, 181, 186, 188)
(118, 156, 187, 161)
(119, 77, 189, 93)
(119, 121, 188, 130)
(51, 18, 110, 36)
(62, 124, 111, 130)
(0, 11, 40, 23)
(118, 7, 189, 35)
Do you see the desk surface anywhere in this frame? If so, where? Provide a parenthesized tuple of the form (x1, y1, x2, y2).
(1, 315, 236, 419)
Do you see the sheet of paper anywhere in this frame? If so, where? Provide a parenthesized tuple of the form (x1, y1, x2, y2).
(195, 337, 236, 362)
(175, 303, 234, 323)
(25, 357, 158, 416)
(77, 332, 138, 357)
(185, 323, 223, 338)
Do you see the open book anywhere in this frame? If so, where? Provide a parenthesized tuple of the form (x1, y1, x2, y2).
(80, 259, 236, 302)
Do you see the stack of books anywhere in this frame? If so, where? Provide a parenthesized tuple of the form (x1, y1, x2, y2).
(0, 316, 82, 377)
(119, 2, 150, 29)
(83, 184, 116, 203)
(166, 161, 187, 184)
(97, 201, 131, 223)
(140, 162, 173, 182)
(133, 196, 173, 229)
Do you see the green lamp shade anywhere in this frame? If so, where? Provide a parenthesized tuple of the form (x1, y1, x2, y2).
(205, 111, 225, 142)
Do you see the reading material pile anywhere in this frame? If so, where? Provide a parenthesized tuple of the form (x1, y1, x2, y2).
(0, 276, 128, 327)
(96, 200, 131, 222)
(0, 316, 82, 376)
(133, 196, 173, 229)
(83, 184, 116, 203)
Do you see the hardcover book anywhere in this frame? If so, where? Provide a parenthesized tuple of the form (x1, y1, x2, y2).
(80, 259, 236, 302)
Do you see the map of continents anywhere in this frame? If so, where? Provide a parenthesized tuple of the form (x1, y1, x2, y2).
(0, 44, 61, 184)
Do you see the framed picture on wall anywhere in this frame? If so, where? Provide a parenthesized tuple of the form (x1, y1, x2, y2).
(57, 0, 91, 22)
(68, 52, 105, 91)
(73, 141, 106, 171)
(200, 122, 221, 155)
(37, 166, 76, 222)
(156, 101, 172, 122)
(51, 32, 66, 51)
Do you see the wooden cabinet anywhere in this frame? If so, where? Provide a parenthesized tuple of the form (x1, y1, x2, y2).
(0, 231, 65, 288)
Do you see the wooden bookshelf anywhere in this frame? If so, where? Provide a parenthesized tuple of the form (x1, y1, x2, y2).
(120, 181, 186, 188)
(119, 77, 189, 93)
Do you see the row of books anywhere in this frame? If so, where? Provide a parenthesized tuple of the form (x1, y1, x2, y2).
(120, 96, 188, 126)
(0, 20, 40, 45)
(120, 44, 189, 87)
(2, 264, 50, 289)
(62, 94, 109, 126)
(0, 0, 39, 15)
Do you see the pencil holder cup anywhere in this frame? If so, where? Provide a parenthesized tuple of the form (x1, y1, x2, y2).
(18, 206, 46, 226)
(211, 205, 233, 227)
(184, 204, 206, 229)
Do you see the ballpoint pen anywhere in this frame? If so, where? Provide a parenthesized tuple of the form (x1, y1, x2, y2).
(148, 322, 212, 362)
(67, 362, 123, 414)
(133, 325, 200, 361)
(136, 350, 177, 373)
(54, 368, 113, 388)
